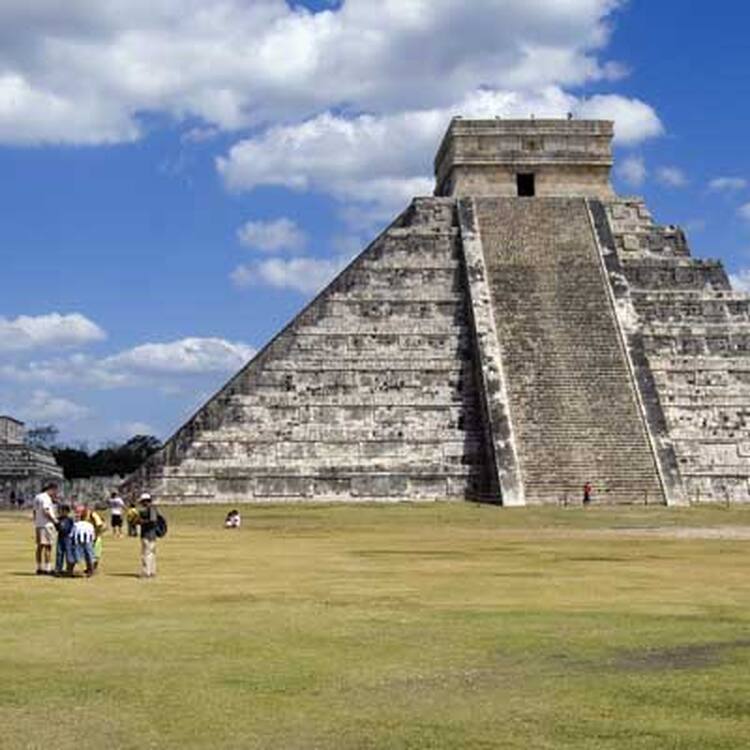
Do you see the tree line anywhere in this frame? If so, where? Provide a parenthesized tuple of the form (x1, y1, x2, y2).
(27, 426, 161, 479)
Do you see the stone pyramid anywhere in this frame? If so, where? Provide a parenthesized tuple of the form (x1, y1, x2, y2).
(125, 118, 750, 506)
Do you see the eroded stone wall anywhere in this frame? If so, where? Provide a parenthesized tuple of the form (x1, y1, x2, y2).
(125, 199, 493, 503)
(601, 198, 750, 502)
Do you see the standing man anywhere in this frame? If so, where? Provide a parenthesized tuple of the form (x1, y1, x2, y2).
(108, 491, 125, 539)
(33, 481, 59, 575)
(136, 493, 158, 578)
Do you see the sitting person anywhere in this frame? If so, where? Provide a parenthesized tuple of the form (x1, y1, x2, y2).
(224, 510, 241, 529)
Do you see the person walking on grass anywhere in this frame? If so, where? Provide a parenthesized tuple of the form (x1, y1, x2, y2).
(109, 491, 125, 538)
(136, 493, 159, 578)
(33, 481, 59, 575)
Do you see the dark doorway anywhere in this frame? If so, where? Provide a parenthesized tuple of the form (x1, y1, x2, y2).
(517, 173, 535, 197)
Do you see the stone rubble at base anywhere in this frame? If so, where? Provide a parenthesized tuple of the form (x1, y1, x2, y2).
(123, 118, 750, 506)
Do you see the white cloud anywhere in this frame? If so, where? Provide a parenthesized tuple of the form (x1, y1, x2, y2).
(231, 256, 347, 295)
(708, 177, 747, 192)
(739, 204, 750, 222)
(0, 1, 640, 146)
(574, 94, 663, 144)
(19, 390, 89, 423)
(730, 269, 750, 293)
(218, 89, 662, 229)
(0, 337, 255, 389)
(113, 421, 157, 439)
(0, 313, 106, 352)
(616, 155, 647, 188)
(237, 218, 307, 253)
(103, 337, 255, 375)
(656, 166, 689, 188)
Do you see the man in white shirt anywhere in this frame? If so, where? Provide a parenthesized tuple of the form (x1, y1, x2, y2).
(108, 491, 126, 538)
(33, 482, 59, 575)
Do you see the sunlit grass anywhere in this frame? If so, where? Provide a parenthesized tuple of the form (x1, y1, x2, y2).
(2, 503, 750, 749)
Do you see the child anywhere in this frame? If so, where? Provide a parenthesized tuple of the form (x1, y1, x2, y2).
(87, 506, 106, 571)
(126, 502, 139, 537)
(54, 504, 75, 576)
(72, 507, 96, 577)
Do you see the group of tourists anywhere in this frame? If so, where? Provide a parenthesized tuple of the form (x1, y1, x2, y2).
(32, 482, 165, 578)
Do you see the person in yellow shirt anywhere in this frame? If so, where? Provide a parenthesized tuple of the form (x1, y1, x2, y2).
(126, 502, 140, 537)
(80, 504, 106, 572)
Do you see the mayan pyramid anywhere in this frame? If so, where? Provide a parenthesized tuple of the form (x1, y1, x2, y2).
(125, 118, 750, 506)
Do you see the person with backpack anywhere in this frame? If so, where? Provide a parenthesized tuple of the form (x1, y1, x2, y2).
(136, 492, 166, 578)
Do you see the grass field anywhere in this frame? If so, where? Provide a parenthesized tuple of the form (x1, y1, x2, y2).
(3, 503, 750, 749)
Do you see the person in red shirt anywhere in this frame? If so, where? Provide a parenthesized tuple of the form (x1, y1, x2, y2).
(583, 482, 593, 506)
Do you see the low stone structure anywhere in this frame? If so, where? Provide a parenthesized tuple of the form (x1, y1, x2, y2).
(0, 416, 63, 502)
(124, 118, 750, 505)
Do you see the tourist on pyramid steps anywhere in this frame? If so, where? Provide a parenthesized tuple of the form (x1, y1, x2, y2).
(72, 506, 96, 577)
(224, 510, 241, 529)
(126, 501, 139, 537)
(136, 493, 159, 578)
(32, 482, 59, 575)
(54, 504, 76, 577)
(108, 491, 125, 538)
(583, 481, 594, 506)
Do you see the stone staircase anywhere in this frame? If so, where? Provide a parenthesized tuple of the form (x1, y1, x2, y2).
(474, 197, 664, 504)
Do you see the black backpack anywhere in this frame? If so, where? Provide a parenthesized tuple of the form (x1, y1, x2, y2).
(155, 513, 168, 538)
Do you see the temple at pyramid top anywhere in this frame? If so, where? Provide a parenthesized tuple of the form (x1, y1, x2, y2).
(434, 117, 615, 199)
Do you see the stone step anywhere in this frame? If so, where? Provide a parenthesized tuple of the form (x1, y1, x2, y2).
(475, 197, 663, 505)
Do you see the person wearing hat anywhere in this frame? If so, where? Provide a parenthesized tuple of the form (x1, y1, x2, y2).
(136, 492, 158, 578)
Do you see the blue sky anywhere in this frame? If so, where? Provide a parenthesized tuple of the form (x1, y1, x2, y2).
(1, 0, 748, 445)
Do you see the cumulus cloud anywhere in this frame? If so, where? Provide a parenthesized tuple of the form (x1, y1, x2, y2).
(19, 390, 89, 422)
(237, 218, 307, 253)
(218, 89, 662, 227)
(708, 177, 747, 192)
(730, 269, 750, 293)
(113, 420, 158, 438)
(0, 0, 632, 145)
(0, 313, 106, 352)
(104, 337, 255, 375)
(739, 204, 750, 223)
(231, 256, 347, 295)
(574, 94, 663, 144)
(656, 166, 689, 188)
(0, 337, 256, 389)
(615, 155, 647, 188)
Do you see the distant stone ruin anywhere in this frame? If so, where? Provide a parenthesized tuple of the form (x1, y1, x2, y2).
(125, 118, 750, 505)
(0, 416, 63, 501)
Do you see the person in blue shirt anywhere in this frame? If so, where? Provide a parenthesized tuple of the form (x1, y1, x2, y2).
(54, 504, 75, 577)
